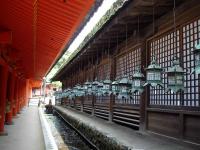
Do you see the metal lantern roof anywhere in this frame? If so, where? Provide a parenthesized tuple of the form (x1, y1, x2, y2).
(132, 68, 145, 79)
(166, 59, 184, 74)
(92, 80, 100, 86)
(112, 80, 119, 85)
(146, 56, 162, 71)
(119, 75, 131, 85)
(103, 79, 112, 84)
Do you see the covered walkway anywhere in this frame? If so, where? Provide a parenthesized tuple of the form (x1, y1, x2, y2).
(54, 106, 199, 150)
(0, 106, 45, 150)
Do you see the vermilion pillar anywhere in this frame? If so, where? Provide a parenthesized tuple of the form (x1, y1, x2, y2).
(5, 73, 15, 124)
(0, 65, 8, 134)
(26, 79, 30, 106)
(16, 79, 20, 113)
(13, 78, 18, 117)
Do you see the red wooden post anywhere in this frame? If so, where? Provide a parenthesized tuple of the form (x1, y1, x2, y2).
(26, 79, 30, 106)
(14, 78, 19, 115)
(17, 79, 21, 113)
(5, 73, 15, 124)
(0, 65, 8, 134)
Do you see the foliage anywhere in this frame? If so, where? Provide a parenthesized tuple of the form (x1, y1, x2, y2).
(47, 0, 128, 80)
(56, 107, 128, 150)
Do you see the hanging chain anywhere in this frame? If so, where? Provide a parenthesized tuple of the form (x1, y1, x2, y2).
(137, 16, 140, 44)
(152, 0, 155, 57)
(125, 23, 128, 75)
(107, 38, 111, 79)
(173, 0, 177, 57)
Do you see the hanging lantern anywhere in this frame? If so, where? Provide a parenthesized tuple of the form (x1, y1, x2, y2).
(79, 85, 85, 97)
(144, 56, 163, 87)
(111, 78, 120, 95)
(83, 80, 90, 95)
(73, 85, 79, 97)
(65, 88, 70, 98)
(97, 81, 103, 96)
(118, 75, 131, 99)
(68, 89, 75, 100)
(76, 84, 82, 97)
(92, 79, 99, 95)
(191, 44, 200, 74)
(87, 81, 92, 95)
(66, 88, 71, 98)
(131, 67, 145, 94)
(102, 79, 112, 95)
(166, 57, 184, 93)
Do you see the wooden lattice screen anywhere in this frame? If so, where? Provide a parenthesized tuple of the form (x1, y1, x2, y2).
(96, 59, 111, 103)
(115, 46, 142, 105)
(148, 17, 200, 107)
(97, 59, 111, 81)
(182, 18, 200, 107)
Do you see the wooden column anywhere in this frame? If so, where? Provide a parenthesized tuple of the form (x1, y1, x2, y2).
(13, 77, 18, 117)
(16, 78, 20, 114)
(5, 73, 15, 124)
(0, 65, 8, 134)
(139, 42, 147, 131)
(109, 57, 116, 122)
(26, 79, 30, 106)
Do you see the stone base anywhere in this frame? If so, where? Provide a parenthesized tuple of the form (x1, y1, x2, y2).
(0, 131, 8, 136)
(13, 115, 19, 118)
(5, 121, 14, 125)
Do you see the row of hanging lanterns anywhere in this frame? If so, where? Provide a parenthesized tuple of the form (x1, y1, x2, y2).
(55, 46, 200, 100)
(54, 0, 200, 100)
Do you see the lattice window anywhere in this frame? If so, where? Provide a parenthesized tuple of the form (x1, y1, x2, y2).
(149, 30, 181, 106)
(86, 67, 94, 81)
(182, 19, 200, 107)
(116, 47, 141, 78)
(97, 61, 111, 80)
(96, 61, 111, 103)
(149, 18, 200, 107)
(115, 46, 142, 105)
